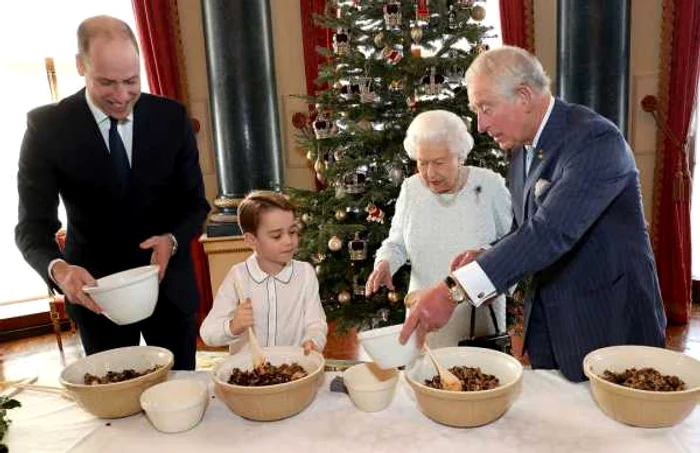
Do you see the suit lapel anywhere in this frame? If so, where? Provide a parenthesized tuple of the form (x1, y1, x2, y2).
(508, 146, 526, 226)
(130, 97, 151, 183)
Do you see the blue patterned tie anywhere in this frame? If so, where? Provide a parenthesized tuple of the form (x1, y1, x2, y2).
(109, 117, 130, 193)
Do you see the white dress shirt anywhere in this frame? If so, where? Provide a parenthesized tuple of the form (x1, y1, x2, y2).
(199, 255, 328, 353)
(454, 96, 555, 306)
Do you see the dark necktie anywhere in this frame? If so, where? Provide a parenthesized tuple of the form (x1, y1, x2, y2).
(108, 117, 130, 193)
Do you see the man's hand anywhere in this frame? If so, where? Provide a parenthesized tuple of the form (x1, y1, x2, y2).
(139, 234, 174, 280)
(399, 281, 456, 347)
(450, 249, 484, 272)
(51, 261, 102, 313)
(302, 340, 320, 355)
(365, 261, 394, 296)
(229, 298, 254, 336)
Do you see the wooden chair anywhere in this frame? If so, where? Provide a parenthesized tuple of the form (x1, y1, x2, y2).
(50, 228, 76, 354)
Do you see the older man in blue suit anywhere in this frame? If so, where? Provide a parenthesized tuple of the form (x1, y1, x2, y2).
(400, 46, 666, 382)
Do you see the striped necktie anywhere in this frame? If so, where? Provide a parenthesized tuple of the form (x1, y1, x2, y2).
(524, 145, 534, 177)
(108, 117, 130, 193)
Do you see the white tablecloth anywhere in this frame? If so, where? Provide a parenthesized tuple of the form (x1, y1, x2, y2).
(6, 369, 700, 453)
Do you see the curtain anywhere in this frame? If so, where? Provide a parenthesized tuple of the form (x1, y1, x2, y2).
(132, 0, 213, 324)
(499, 0, 535, 52)
(300, 0, 332, 96)
(651, 0, 700, 324)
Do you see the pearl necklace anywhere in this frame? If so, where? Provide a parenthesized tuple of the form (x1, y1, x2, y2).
(435, 167, 469, 207)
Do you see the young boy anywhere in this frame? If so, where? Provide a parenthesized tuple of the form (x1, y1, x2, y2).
(200, 191, 327, 355)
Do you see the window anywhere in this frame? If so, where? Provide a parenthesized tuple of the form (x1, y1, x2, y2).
(0, 1, 148, 307)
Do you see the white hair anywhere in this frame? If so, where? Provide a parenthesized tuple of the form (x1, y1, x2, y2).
(403, 110, 474, 161)
(465, 45, 551, 99)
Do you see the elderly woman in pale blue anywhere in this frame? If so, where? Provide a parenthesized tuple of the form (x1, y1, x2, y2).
(366, 110, 512, 347)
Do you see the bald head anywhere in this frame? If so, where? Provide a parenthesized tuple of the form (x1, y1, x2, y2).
(77, 15, 139, 65)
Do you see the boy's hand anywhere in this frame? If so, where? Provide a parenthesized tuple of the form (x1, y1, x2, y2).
(229, 298, 254, 336)
(302, 340, 320, 355)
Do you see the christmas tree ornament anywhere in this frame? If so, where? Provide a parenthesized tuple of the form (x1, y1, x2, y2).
(342, 170, 367, 194)
(301, 213, 312, 224)
(383, 0, 402, 27)
(312, 112, 333, 139)
(305, 150, 315, 162)
(373, 32, 385, 48)
(328, 235, 343, 252)
(389, 79, 404, 91)
(315, 264, 323, 275)
(410, 26, 423, 44)
(410, 47, 422, 57)
(382, 46, 403, 65)
(353, 275, 366, 296)
(311, 252, 325, 264)
(387, 290, 400, 303)
(338, 291, 351, 303)
(448, 4, 457, 28)
(348, 232, 368, 260)
(333, 28, 350, 55)
(365, 203, 385, 223)
(339, 81, 361, 101)
(470, 4, 486, 21)
(415, 0, 430, 22)
(334, 181, 347, 199)
(406, 93, 418, 109)
(291, 112, 308, 129)
(335, 209, 347, 221)
(389, 165, 405, 185)
(314, 157, 326, 175)
(359, 77, 376, 103)
(422, 66, 445, 96)
(333, 148, 344, 161)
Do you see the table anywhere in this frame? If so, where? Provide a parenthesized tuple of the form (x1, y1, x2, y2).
(6, 370, 699, 453)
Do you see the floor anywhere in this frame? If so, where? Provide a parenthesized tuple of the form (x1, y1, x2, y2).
(1, 304, 699, 385)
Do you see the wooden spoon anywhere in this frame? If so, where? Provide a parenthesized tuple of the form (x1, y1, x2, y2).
(423, 345, 463, 392)
(1, 381, 73, 400)
(231, 275, 267, 370)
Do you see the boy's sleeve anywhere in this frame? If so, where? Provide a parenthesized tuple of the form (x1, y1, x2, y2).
(301, 263, 328, 351)
(199, 266, 242, 346)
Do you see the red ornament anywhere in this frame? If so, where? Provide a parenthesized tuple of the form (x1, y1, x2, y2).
(641, 95, 658, 113)
(416, 0, 430, 21)
(292, 112, 308, 129)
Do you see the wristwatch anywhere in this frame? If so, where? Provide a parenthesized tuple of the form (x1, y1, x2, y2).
(444, 275, 466, 304)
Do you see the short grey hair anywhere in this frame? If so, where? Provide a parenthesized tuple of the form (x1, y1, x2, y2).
(78, 15, 140, 64)
(403, 110, 474, 161)
(465, 45, 551, 99)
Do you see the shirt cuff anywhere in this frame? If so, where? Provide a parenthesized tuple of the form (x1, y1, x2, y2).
(223, 318, 239, 343)
(452, 261, 497, 307)
(48, 258, 66, 285)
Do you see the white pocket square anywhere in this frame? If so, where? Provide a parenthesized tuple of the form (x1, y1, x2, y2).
(534, 179, 551, 199)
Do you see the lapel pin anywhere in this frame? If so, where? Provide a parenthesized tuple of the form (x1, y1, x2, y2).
(537, 149, 544, 160)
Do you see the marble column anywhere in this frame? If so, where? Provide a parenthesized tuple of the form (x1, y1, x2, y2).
(557, 0, 630, 135)
(201, 0, 283, 236)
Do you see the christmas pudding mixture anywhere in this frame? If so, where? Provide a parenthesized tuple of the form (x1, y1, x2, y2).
(425, 366, 500, 391)
(229, 362, 308, 386)
(600, 367, 685, 391)
(83, 365, 162, 385)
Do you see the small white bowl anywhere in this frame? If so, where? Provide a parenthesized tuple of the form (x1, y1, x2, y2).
(343, 362, 399, 412)
(140, 379, 208, 433)
(84, 265, 159, 325)
(357, 324, 419, 369)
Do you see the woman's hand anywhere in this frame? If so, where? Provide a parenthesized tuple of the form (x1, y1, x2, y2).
(365, 261, 394, 296)
(302, 340, 320, 355)
(229, 298, 254, 335)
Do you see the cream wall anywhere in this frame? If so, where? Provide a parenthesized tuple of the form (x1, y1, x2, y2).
(532, 0, 661, 221)
(179, 0, 662, 220)
(177, 0, 314, 206)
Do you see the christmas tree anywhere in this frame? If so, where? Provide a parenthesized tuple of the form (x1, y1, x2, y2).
(289, 0, 506, 333)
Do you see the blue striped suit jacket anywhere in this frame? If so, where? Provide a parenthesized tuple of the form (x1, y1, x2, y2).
(477, 99, 667, 381)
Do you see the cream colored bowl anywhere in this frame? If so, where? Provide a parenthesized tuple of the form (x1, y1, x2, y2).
(84, 265, 159, 325)
(59, 346, 173, 418)
(357, 324, 419, 369)
(583, 345, 700, 428)
(212, 346, 325, 421)
(343, 362, 399, 412)
(141, 379, 208, 433)
(405, 347, 523, 427)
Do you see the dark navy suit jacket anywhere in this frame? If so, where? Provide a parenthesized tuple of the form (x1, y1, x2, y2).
(16, 89, 210, 327)
(477, 99, 667, 381)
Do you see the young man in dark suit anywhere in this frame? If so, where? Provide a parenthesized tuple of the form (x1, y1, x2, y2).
(400, 46, 666, 382)
(15, 15, 210, 370)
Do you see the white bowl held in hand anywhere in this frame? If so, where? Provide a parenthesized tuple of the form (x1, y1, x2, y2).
(84, 265, 159, 325)
(357, 324, 419, 369)
(141, 379, 208, 433)
(343, 362, 399, 412)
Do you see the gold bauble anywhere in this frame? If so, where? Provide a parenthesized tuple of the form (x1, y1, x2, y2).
(315, 265, 322, 275)
(328, 235, 343, 251)
(301, 213, 312, 224)
(410, 26, 423, 44)
(373, 32, 384, 48)
(306, 150, 314, 162)
(338, 291, 351, 303)
(387, 291, 401, 303)
(471, 5, 486, 21)
(335, 209, 347, 221)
